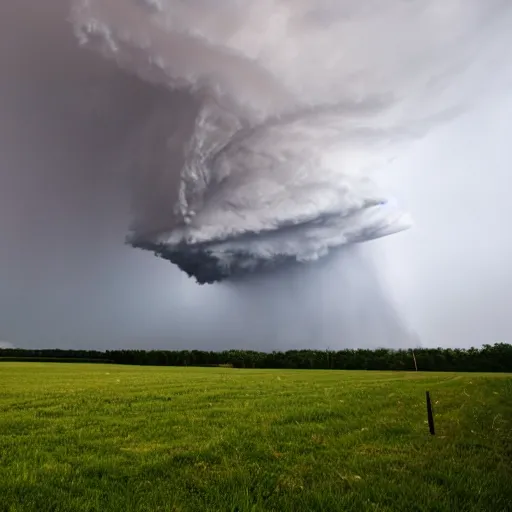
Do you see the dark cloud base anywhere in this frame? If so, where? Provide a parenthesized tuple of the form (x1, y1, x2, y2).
(139, 243, 295, 284)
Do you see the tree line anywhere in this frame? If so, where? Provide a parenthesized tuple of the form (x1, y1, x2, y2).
(0, 343, 511, 372)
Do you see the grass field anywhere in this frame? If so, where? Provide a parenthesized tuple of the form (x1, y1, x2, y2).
(0, 363, 511, 512)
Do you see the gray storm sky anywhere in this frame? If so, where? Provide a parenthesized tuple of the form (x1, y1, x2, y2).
(1, 1, 511, 351)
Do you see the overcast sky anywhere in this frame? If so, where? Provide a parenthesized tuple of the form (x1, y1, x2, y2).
(1, 1, 511, 351)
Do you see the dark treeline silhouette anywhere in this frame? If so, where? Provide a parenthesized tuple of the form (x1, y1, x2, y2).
(0, 343, 511, 372)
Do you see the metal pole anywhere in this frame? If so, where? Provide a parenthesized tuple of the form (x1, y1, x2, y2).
(412, 350, 418, 371)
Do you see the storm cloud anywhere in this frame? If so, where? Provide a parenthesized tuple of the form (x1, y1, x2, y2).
(0, 1, 511, 350)
(70, 0, 509, 283)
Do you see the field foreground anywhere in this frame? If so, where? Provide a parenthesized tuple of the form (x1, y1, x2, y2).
(0, 363, 511, 511)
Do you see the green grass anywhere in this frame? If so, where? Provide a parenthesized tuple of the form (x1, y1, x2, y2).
(0, 363, 511, 512)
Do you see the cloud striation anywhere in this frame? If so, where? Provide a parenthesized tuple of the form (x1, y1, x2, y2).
(69, 0, 511, 284)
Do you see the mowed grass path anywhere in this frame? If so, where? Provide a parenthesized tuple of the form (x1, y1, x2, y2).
(0, 364, 511, 512)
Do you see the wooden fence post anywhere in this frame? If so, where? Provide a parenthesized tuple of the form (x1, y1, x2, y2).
(426, 391, 435, 435)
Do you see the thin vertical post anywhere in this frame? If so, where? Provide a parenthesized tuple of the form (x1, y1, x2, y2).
(426, 391, 435, 435)
(412, 351, 418, 371)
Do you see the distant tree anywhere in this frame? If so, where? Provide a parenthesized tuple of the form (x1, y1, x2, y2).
(1, 344, 511, 372)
